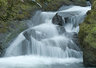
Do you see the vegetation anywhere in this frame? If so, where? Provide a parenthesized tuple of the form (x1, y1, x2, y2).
(36, 0, 86, 11)
(0, 0, 40, 56)
(79, 0, 96, 66)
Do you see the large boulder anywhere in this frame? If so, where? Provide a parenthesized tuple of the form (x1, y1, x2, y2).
(79, 0, 96, 67)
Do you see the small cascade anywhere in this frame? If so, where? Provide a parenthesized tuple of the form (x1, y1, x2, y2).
(0, 5, 91, 68)
(5, 6, 91, 59)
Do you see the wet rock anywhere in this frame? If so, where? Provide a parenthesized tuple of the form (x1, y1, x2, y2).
(52, 13, 64, 26)
(79, 0, 96, 67)
(23, 29, 46, 41)
(52, 11, 80, 26)
(23, 31, 31, 41)
(23, 29, 36, 41)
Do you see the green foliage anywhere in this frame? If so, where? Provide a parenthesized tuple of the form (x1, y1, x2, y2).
(0, 0, 8, 21)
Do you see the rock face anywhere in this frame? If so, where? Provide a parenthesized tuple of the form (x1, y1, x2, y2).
(79, 0, 96, 67)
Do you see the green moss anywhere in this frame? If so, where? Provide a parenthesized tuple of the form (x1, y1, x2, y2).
(84, 27, 96, 48)
(0, 0, 40, 33)
(36, 0, 86, 11)
(0, 0, 39, 22)
(79, 1, 96, 46)
(79, 0, 96, 66)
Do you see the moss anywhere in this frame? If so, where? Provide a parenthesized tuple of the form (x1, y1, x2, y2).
(0, 0, 87, 21)
(79, 0, 96, 66)
(0, 0, 8, 21)
(84, 27, 96, 48)
(44, 0, 71, 11)
(0, 0, 39, 22)
(36, 0, 86, 11)
(79, 1, 96, 47)
(0, 0, 40, 33)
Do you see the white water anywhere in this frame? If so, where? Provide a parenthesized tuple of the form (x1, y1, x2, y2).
(0, 6, 91, 68)
(0, 55, 83, 68)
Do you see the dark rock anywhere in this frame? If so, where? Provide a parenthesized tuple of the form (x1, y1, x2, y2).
(52, 13, 69, 26)
(23, 31, 31, 41)
(52, 13, 64, 26)
(64, 17, 69, 23)
(52, 11, 80, 26)
(23, 29, 35, 41)
(23, 29, 45, 41)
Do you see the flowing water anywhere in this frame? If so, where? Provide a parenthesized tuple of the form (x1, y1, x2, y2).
(0, 6, 91, 68)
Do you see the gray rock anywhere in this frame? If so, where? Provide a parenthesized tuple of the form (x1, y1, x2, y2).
(52, 13, 64, 26)
(52, 11, 80, 26)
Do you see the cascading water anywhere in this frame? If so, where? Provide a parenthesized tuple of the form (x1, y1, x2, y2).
(0, 6, 91, 68)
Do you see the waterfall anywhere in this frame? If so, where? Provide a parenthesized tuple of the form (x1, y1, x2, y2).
(5, 6, 90, 58)
(0, 6, 91, 68)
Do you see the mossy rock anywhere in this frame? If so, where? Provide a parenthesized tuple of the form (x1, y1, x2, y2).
(36, 0, 87, 11)
(79, 0, 96, 67)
